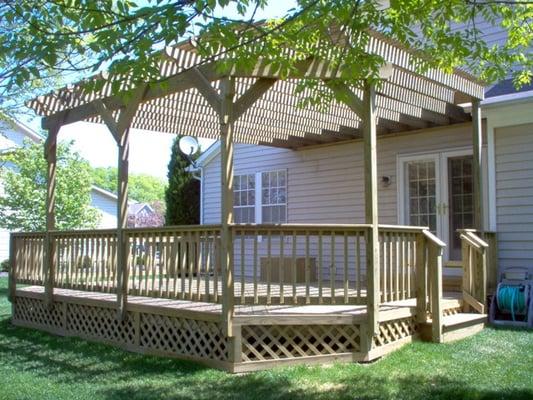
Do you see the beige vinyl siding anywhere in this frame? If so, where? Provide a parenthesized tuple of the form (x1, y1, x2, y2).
(202, 124, 484, 279)
(203, 123, 478, 225)
(495, 123, 533, 273)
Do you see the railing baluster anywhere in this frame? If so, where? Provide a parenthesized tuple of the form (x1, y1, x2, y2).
(280, 230, 284, 305)
(318, 232, 323, 304)
(330, 231, 335, 304)
(343, 232, 348, 304)
(356, 233, 361, 300)
(292, 231, 296, 304)
(267, 230, 272, 305)
(240, 230, 245, 304)
(305, 231, 310, 304)
(253, 232, 258, 304)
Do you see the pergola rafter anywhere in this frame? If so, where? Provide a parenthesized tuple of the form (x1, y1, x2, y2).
(28, 29, 486, 354)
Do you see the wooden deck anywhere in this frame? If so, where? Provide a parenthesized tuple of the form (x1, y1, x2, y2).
(8, 225, 491, 372)
(11, 284, 464, 372)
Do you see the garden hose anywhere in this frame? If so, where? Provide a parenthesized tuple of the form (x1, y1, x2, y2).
(497, 284, 529, 321)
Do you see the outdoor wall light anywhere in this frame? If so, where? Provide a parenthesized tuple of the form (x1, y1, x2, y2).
(381, 175, 392, 187)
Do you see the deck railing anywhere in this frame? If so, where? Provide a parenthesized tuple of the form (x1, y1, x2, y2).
(459, 229, 491, 314)
(10, 223, 448, 310)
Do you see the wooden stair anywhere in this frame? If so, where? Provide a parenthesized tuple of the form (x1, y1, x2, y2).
(419, 299, 487, 343)
(440, 313, 486, 342)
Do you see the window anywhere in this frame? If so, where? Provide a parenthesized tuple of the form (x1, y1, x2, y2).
(233, 170, 287, 224)
(262, 170, 287, 223)
(233, 174, 255, 223)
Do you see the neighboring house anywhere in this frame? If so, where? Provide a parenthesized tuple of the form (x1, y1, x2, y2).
(0, 118, 118, 261)
(127, 202, 164, 228)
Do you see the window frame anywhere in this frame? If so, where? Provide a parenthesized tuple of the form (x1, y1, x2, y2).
(233, 169, 288, 224)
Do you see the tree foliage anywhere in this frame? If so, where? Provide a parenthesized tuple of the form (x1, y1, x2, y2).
(90, 166, 167, 203)
(0, 0, 531, 113)
(165, 136, 200, 225)
(0, 140, 100, 231)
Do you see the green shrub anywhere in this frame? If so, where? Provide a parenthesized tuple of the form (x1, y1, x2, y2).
(76, 255, 93, 269)
(0, 259, 9, 272)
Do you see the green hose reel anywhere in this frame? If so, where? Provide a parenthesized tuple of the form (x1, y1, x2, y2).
(496, 285, 528, 321)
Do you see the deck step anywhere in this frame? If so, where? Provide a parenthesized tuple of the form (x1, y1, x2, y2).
(419, 313, 486, 342)
(442, 313, 486, 342)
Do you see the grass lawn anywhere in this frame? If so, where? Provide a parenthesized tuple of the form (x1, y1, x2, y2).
(0, 277, 532, 400)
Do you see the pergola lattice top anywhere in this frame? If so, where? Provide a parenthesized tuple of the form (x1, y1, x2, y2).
(29, 32, 484, 149)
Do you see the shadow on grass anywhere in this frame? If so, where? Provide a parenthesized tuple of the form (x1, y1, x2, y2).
(0, 315, 531, 400)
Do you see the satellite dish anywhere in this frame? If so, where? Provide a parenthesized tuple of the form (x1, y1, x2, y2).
(178, 136, 199, 156)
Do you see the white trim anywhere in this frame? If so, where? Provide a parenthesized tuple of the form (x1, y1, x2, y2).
(255, 172, 262, 224)
(397, 147, 473, 261)
(481, 90, 533, 108)
(90, 185, 119, 201)
(483, 99, 533, 232)
(193, 141, 221, 168)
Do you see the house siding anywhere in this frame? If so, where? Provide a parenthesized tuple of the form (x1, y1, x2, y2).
(202, 124, 487, 279)
(204, 124, 484, 225)
(495, 122, 533, 274)
(90, 191, 118, 229)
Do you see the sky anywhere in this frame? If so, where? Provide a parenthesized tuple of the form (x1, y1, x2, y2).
(49, 1, 298, 180)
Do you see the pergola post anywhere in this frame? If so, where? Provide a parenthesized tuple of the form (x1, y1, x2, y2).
(94, 88, 145, 320)
(472, 99, 484, 231)
(220, 76, 236, 338)
(363, 82, 380, 342)
(116, 128, 130, 319)
(44, 123, 60, 307)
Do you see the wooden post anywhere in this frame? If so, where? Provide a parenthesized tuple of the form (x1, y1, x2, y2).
(116, 128, 130, 319)
(363, 82, 380, 339)
(415, 233, 427, 323)
(428, 241, 444, 343)
(220, 76, 236, 338)
(44, 125, 60, 307)
(472, 99, 484, 231)
(8, 233, 16, 303)
(94, 87, 145, 319)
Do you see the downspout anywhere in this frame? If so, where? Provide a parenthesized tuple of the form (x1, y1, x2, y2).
(191, 166, 204, 225)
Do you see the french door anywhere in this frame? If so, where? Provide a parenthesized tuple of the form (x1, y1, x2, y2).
(398, 149, 474, 261)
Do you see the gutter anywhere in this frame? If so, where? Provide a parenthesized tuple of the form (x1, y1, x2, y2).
(188, 165, 204, 225)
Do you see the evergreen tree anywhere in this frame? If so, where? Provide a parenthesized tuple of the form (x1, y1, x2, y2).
(164, 136, 200, 225)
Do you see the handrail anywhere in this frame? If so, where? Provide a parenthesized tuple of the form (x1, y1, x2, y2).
(460, 229, 488, 314)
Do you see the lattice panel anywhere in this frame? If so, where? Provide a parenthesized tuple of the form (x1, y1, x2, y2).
(66, 303, 136, 345)
(139, 313, 227, 361)
(241, 324, 360, 362)
(13, 296, 65, 329)
(373, 317, 417, 347)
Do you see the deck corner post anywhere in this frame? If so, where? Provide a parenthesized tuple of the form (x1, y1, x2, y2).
(220, 76, 236, 338)
(363, 82, 380, 340)
(428, 241, 444, 343)
(415, 233, 428, 323)
(8, 233, 17, 303)
(472, 98, 484, 231)
(44, 124, 60, 308)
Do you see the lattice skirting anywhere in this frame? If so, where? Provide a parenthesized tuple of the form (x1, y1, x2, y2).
(11, 293, 420, 372)
(12, 295, 228, 364)
(373, 317, 417, 347)
(241, 324, 361, 362)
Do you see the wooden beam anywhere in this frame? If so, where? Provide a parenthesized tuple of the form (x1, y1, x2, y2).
(188, 67, 222, 113)
(233, 78, 278, 121)
(220, 77, 235, 338)
(44, 123, 60, 307)
(472, 99, 483, 230)
(363, 83, 380, 343)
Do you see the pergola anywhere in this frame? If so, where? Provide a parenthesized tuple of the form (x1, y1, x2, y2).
(28, 30, 485, 343)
